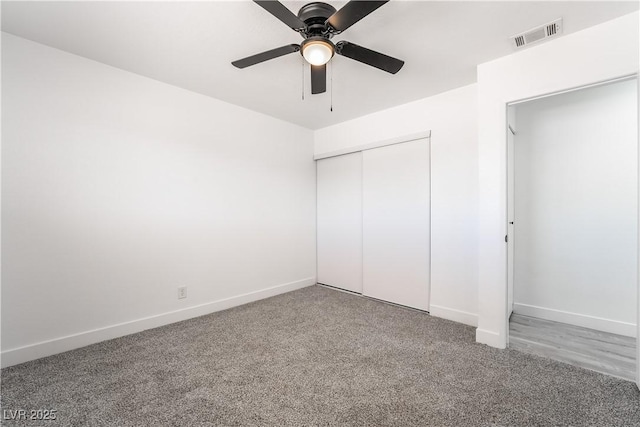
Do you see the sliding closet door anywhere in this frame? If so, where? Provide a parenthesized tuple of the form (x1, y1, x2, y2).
(317, 152, 363, 293)
(362, 139, 430, 310)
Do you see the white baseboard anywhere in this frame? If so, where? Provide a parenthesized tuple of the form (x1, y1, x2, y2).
(1, 277, 316, 368)
(476, 328, 506, 349)
(513, 303, 637, 338)
(429, 304, 478, 327)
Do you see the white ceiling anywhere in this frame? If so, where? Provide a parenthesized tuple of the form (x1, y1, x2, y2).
(2, 1, 638, 129)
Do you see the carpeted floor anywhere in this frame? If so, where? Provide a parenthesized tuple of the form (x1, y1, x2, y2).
(2, 285, 639, 426)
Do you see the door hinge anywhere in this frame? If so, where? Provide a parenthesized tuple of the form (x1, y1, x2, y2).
(505, 235, 508, 243)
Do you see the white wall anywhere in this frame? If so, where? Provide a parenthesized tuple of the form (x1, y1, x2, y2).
(1, 34, 316, 367)
(314, 84, 478, 326)
(513, 78, 638, 337)
(477, 12, 639, 348)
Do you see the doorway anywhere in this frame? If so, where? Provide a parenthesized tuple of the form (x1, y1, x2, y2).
(506, 77, 638, 381)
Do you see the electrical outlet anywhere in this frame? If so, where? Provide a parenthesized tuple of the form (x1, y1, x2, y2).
(178, 286, 187, 299)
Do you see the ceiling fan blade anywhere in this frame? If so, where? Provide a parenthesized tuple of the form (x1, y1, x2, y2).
(326, 1, 388, 33)
(254, 1, 307, 31)
(232, 44, 300, 69)
(336, 41, 404, 74)
(311, 64, 327, 94)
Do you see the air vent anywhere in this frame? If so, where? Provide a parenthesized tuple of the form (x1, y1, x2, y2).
(514, 35, 525, 47)
(511, 18, 563, 49)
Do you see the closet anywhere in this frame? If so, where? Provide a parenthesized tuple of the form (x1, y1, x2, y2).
(317, 137, 430, 311)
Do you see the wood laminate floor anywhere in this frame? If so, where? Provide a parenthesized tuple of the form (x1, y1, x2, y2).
(509, 314, 637, 382)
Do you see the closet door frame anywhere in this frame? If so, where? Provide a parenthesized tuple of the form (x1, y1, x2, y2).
(314, 131, 432, 161)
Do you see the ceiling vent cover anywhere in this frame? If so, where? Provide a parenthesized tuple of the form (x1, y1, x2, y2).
(511, 18, 563, 49)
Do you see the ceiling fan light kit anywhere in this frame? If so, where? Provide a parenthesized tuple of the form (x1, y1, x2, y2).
(232, 0, 404, 95)
(301, 37, 335, 66)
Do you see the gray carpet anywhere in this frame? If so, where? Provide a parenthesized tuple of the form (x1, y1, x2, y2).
(2, 285, 639, 426)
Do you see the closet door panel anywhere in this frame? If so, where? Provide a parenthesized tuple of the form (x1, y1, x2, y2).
(362, 139, 430, 310)
(317, 152, 363, 293)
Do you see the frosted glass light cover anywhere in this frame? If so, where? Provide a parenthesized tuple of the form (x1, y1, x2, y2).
(302, 41, 333, 66)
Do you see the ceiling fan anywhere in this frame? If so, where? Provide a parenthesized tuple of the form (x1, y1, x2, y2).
(231, 0, 404, 95)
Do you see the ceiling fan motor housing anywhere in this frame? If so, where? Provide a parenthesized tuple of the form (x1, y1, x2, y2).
(297, 2, 337, 37)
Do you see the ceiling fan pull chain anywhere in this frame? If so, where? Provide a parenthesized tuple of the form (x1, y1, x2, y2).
(330, 61, 333, 112)
(301, 58, 305, 101)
